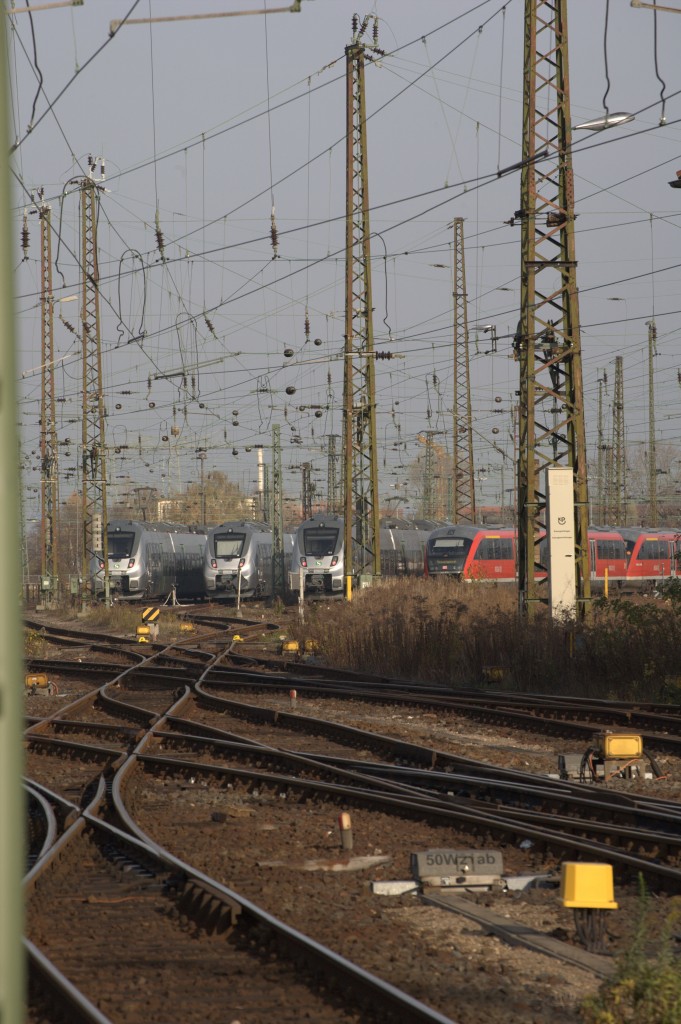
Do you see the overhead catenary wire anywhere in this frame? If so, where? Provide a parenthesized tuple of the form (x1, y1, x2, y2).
(10, 3, 681, 495)
(9, 0, 145, 154)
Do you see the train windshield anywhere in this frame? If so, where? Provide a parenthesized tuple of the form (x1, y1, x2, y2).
(303, 528, 339, 558)
(107, 532, 136, 559)
(428, 536, 471, 569)
(213, 533, 245, 559)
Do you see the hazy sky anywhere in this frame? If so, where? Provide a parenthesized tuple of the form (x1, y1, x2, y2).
(8, 0, 681, 518)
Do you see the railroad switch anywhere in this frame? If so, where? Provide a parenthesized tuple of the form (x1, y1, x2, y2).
(561, 862, 618, 953)
(562, 732, 662, 783)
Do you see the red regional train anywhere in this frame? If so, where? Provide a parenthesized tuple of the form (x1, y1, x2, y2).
(620, 528, 680, 584)
(423, 523, 672, 588)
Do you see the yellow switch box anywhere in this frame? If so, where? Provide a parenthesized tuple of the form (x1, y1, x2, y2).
(25, 673, 49, 689)
(603, 733, 642, 759)
(561, 862, 618, 909)
(281, 640, 300, 655)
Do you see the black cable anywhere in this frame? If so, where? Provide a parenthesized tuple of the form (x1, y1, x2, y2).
(22, 0, 43, 132)
(652, 9, 667, 125)
(100, 0, 501, 195)
(602, 0, 611, 119)
(643, 747, 664, 778)
(168, 0, 512, 250)
(10, 7, 681, 390)
(9, 0, 145, 155)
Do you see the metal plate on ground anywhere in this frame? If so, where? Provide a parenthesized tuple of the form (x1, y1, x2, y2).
(423, 891, 614, 978)
(413, 849, 503, 887)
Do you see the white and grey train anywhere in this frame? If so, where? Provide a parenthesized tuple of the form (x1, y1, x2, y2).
(92, 520, 207, 602)
(204, 520, 293, 601)
(288, 513, 434, 597)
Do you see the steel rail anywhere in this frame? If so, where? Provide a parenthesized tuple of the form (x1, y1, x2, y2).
(152, 724, 681, 838)
(26, 938, 115, 1024)
(91, 770, 453, 1024)
(25, 783, 58, 871)
(118, 748, 681, 892)
(197, 674, 681, 756)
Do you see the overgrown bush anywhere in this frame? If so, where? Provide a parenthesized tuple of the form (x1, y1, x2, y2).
(24, 628, 48, 660)
(292, 579, 681, 699)
(580, 881, 681, 1024)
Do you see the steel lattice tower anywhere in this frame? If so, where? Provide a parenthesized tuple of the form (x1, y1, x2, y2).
(302, 462, 313, 519)
(452, 218, 476, 523)
(326, 434, 340, 513)
(516, 0, 590, 616)
(80, 172, 109, 605)
(39, 202, 59, 600)
(612, 355, 625, 526)
(263, 464, 270, 524)
(422, 433, 435, 520)
(647, 319, 658, 527)
(343, 16, 381, 595)
(604, 443, 614, 524)
(270, 424, 285, 597)
(596, 372, 605, 526)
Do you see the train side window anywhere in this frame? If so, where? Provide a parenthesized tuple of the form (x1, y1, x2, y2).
(475, 538, 512, 560)
(596, 539, 625, 561)
(640, 540, 667, 560)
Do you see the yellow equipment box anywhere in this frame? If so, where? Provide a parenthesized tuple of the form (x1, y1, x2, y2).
(561, 862, 618, 909)
(25, 673, 49, 689)
(603, 733, 643, 759)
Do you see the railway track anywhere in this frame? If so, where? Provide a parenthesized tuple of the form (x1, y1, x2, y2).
(27, 789, 453, 1024)
(22, 613, 681, 1022)
(201, 657, 681, 755)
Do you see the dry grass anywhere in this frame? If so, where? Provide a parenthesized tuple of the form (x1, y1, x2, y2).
(293, 579, 681, 700)
(84, 603, 149, 634)
(27, 601, 191, 647)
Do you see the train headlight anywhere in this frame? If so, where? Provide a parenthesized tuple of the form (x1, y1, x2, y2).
(211, 559, 217, 569)
(239, 558, 245, 568)
(98, 561, 104, 570)
(300, 557, 307, 567)
(331, 556, 338, 567)
(127, 559, 135, 569)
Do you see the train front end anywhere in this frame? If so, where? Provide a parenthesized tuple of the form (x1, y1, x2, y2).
(290, 516, 344, 596)
(93, 524, 146, 598)
(424, 528, 471, 578)
(205, 526, 252, 599)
